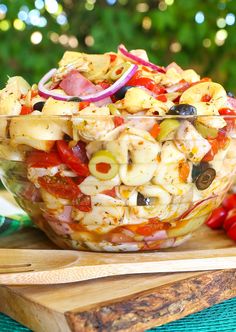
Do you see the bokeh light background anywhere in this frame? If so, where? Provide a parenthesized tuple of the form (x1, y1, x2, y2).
(0, 0, 236, 92)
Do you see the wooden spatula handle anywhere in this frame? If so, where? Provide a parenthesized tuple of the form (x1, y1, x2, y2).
(1, 256, 236, 285)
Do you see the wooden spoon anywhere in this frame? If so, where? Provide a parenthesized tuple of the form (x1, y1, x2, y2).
(0, 247, 236, 285)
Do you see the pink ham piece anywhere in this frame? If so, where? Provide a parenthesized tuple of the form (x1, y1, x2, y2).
(59, 69, 111, 105)
(59, 69, 98, 96)
(143, 230, 167, 242)
(227, 96, 236, 111)
(166, 62, 183, 73)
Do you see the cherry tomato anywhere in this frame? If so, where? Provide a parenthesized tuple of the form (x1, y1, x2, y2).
(227, 223, 236, 241)
(20, 105, 32, 115)
(223, 208, 236, 231)
(113, 116, 125, 127)
(26, 150, 62, 168)
(205, 207, 227, 229)
(222, 194, 236, 211)
(57, 140, 89, 177)
(38, 174, 81, 200)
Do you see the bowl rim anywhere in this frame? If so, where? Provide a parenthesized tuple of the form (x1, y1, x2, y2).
(0, 114, 236, 119)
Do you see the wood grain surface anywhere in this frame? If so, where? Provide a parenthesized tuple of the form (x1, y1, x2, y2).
(0, 191, 236, 332)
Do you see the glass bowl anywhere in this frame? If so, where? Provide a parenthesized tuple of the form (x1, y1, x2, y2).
(0, 114, 235, 252)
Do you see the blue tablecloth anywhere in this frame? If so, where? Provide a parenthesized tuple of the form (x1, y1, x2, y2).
(1, 296, 236, 332)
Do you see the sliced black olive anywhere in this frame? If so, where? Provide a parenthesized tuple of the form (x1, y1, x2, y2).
(227, 91, 235, 98)
(114, 85, 134, 100)
(63, 134, 72, 142)
(33, 101, 45, 112)
(192, 162, 210, 182)
(137, 192, 151, 206)
(192, 162, 216, 190)
(167, 103, 197, 116)
(68, 97, 82, 102)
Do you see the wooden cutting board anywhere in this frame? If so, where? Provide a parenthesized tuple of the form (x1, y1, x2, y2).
(0, 192, 236, 332)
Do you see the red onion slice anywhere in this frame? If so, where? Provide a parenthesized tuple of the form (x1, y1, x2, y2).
(118, 44, 166, 74)
(38, 64, 138, 102)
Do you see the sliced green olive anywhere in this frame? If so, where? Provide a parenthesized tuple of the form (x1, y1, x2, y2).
(195, 121, 218, 139)
(156, 119, 180, 142)
(108, 104, 121, 115)
(89, 150, 119, 180)
(110, 63, 131, 80)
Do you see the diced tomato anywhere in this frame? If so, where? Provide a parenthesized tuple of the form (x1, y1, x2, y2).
(151, 85, 166, 95)
(227, 222, 236, 241)
(31, 90, 38, 98)
(26, 150, 62, 168)
(190, 77, 212, 87)
(127, 70, 142, 85)
(149, 123, 160, 139)
(219, 108, 236, 116)
(101, 187, 116, 198)
(127, 70, 166, 95)
(73, 176, 86, 185)
(79, 101, 90, 110)
(96, 162, 111, 174)
(219, 108, 236, 131)
(74, 195, 92, 212)
(57, 140, 89, 177)
(175, 78, 211, 94)
(20, 105, 32, 115)
(130, 77, 166, 94)
(178, 161, 190, 183)
(217, 130, 229, 149)
(114, 116, 124, 127)
(142, 66, 156, 73)
(222, 194, 236, 211)
(202, 139, 219, 162)
(206, 207, 227, 229)
(201, 94, 211, 102)
(98, 81, 111, 90)
(136, 221, 167, 236)
(202, 129, 228, 162)
(156, 94, 167, 102)
(109, 54, 117, 63)
(38, 174, 81, 200)
(223, 208, 236, 231)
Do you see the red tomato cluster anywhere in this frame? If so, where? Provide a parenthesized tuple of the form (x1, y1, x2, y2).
(206, 193, 236, 241)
